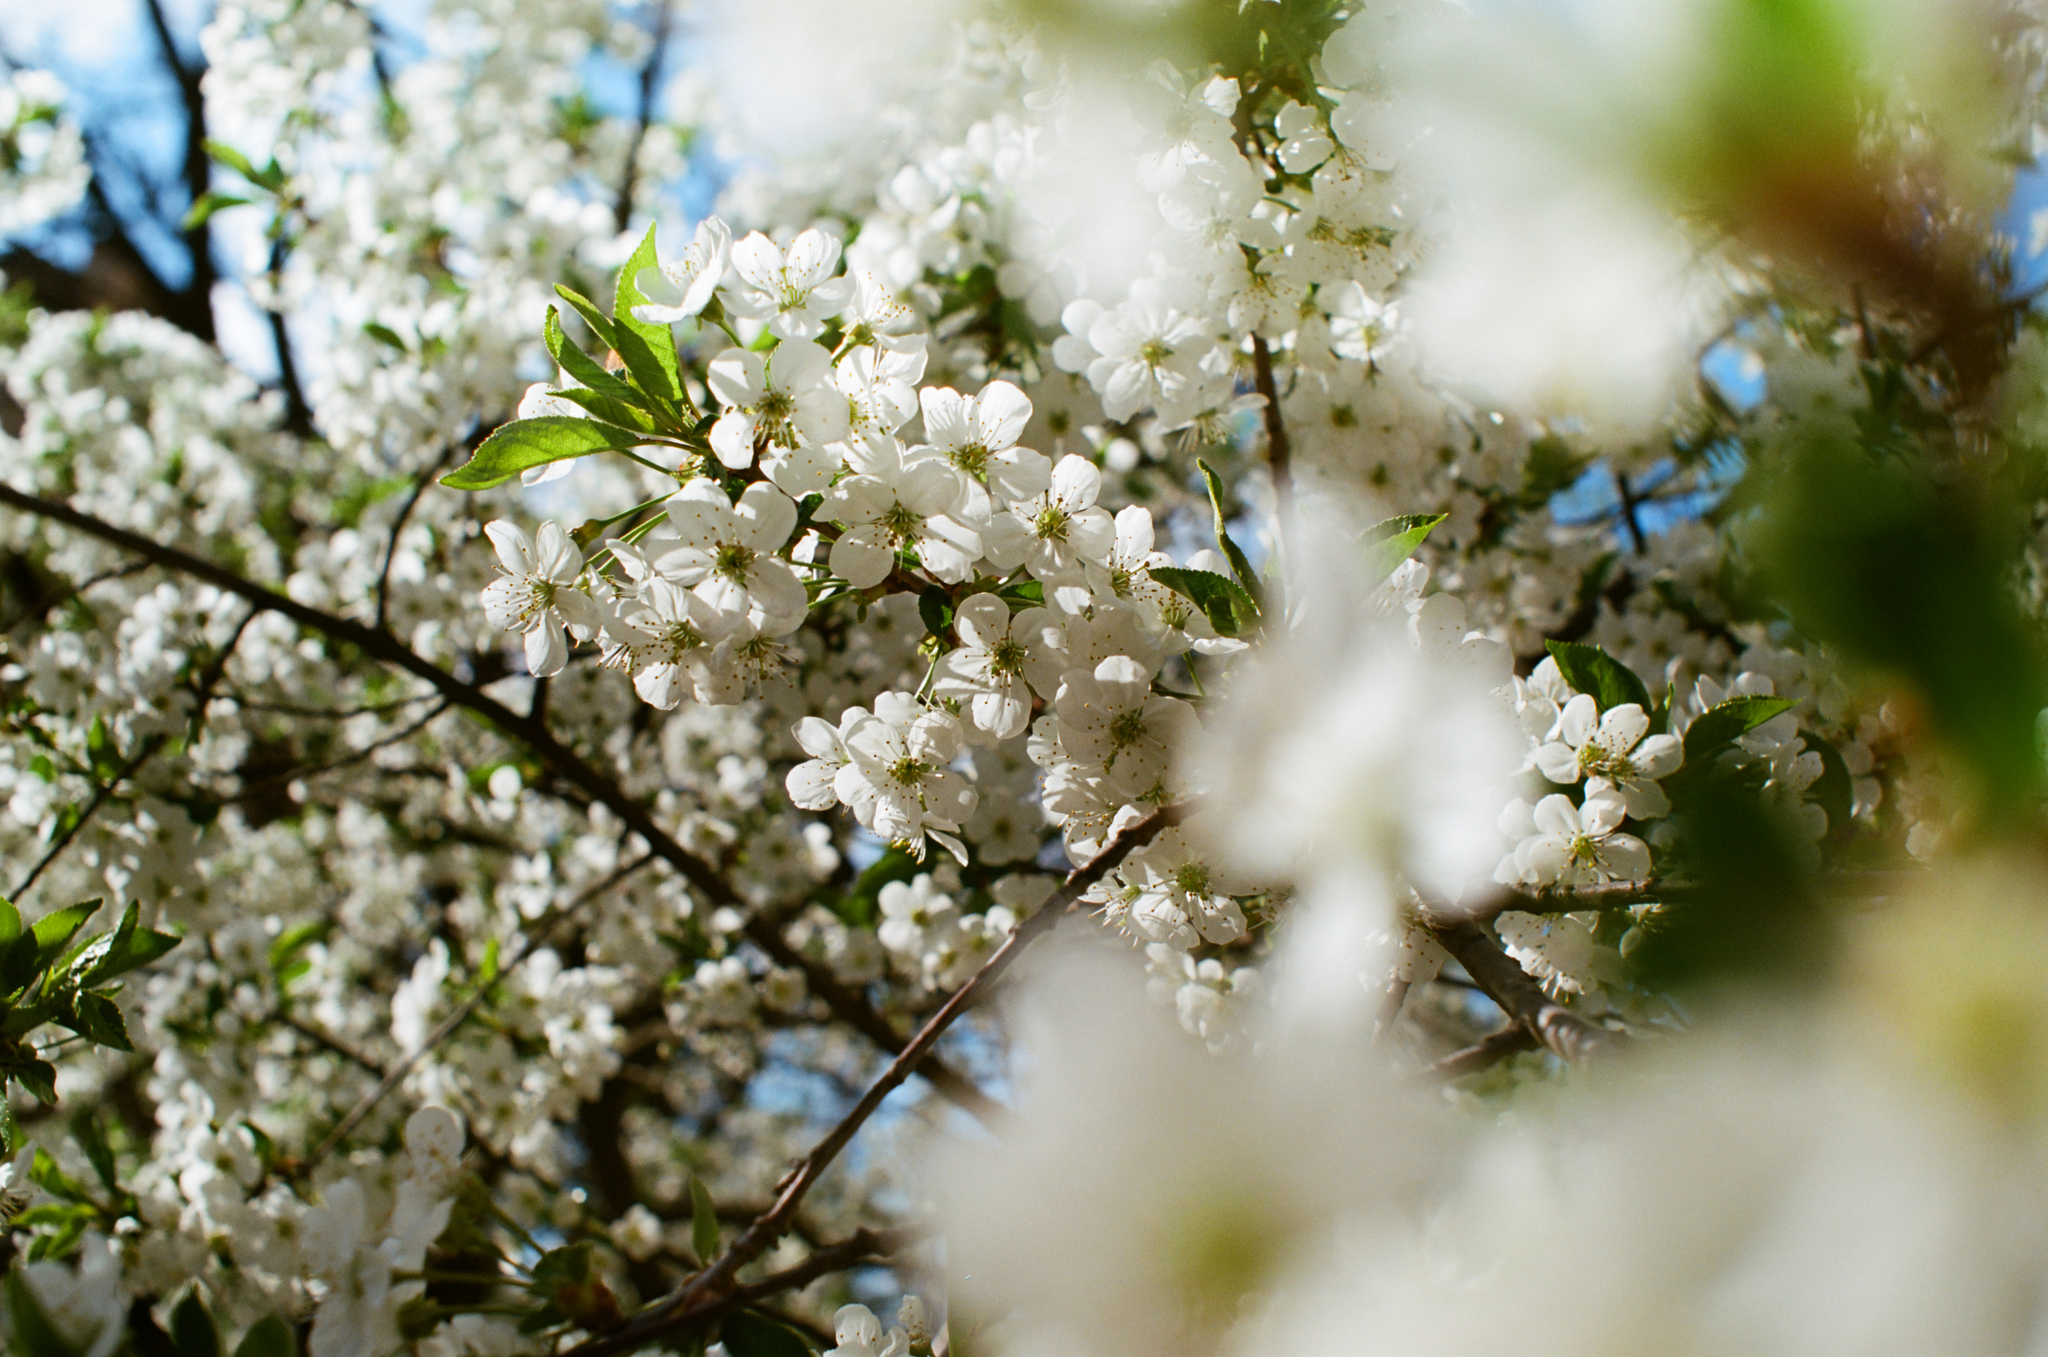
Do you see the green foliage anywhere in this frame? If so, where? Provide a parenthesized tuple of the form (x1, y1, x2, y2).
(0, 900, 181, 1147)
(1151, 567, 1260, 638)
(720, 1309, 818, 1357)
(172, 1289, 223, 1357)
(1747, 426, 2048, 817)
(689, 1176, 720, 1263)
(1194, 459, 1263, 603)
(612, 223, 687, 409)
(441, 418, 649, 491)
(232, 1315, 297, 1357)
(1361, 512, 1447, 587)
(4, 1270, 74, 1357)
(1544, 640, 1653, 714)
(1681, 696, 1798, 765)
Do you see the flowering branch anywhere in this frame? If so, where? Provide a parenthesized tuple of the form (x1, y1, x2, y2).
(0, 483, 994, 1117)
(1426, 917, 1623, 1063)
(556, 801, 1194, 1357)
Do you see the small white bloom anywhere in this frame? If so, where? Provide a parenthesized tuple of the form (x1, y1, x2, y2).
(480, 521, 599, 678)
(632, 215, 732, 323)
(721, 228, 855, 340)
(1533, 694, 1684, 818)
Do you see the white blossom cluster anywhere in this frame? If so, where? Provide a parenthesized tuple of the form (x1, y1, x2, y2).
(1, 0, 2046, 1353)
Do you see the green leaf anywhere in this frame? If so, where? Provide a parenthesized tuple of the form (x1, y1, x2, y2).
(919, 586, 954, 639)
(0, 1098, 18, 1155)
(441, 418, 647, 492)
(1361, 512, 1448, 587)
(1151, 567, 1259, 638)
(539, 385, 657, 435)
(1194, 459, 1262, 601)
(1681, 696, 1797, 765)
(689, 1176, 719, 1263)
(85, 718, 116, 781)
(14, 1060, 57, 1105)
(612, 223, 685, 408)
(720, 1310, 816, 1357)
(31, 900, 101, 972)
(530, 1242, 593, 1294)
(69, 1112, 118, 1195)
(542, 306, 644, 408)
(72, 992, 132, 1052)
(1544, 640, 1652, 715)
(0, 930, 41, 996)
(553, 285, 622, 354)
(203, 140, 285, 191)
(58, 901, 136, 991)
(183, 192, 253, 230)
(6, 1269, 79, 1357)
(30, 1148, 91, 1203)
(269, 919, 330, 973)
(0, 898, 22, 947)
(231, 1315, 297, 1357)
(172, 1289, 223, 1357)
(362, 322, 409, 353)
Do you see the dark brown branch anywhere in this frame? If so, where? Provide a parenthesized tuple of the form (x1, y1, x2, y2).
(376, 447, 458, 631)
(556, 803, 1192, 1357)
(1249, 334, 1291, 499)
(613, 2, 674, 234)
(141, 0, 216, 342)
(1426, 918, 1621, 1064)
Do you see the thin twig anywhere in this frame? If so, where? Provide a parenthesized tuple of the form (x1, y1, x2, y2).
(1249, 334, 1291, 500)
(555, 803, 1193, 1357)
(11, 606, 250, 899)
(376, 447, 457, 631)
(613, 1, 674, 234)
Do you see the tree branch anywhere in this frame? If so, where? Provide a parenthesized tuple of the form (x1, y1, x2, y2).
(555, 802, 1193, 1357)
(1249, 334, 1291, 500)
(141, 0, 216, 342)
(613, 1, 674, 234)
(1426, 917, 1621, 1064)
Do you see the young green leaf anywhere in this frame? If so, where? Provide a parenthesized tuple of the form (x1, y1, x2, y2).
(1194, 459, 1262, 601)
(554, 285, 624, 351)
(720, 1310, 816, 1357)
(689, 1176, 720, 1263)
(1150, 567, 1259, 637)
(231, 1315, 297, 1357)
(612, 223, 685, 408)
(1680, 695, 1797, 765)
(1544, 640, 1653, 715)
(919, 586, 955, 640)
(543, 306, 645, 407)
(69, 1112, 119, 1196)
(0, 930, 41, 995)
(5, 1269, 77, 1357)
(1361, 512, 1448, 588)
(540, 385, 658, 435)
(0, 898, 20, 947)
(72, 992, 133, 1052)
(441, 418, 648, 491)
(31, 900, 101, 971)
(172, 1289, 223, 1357)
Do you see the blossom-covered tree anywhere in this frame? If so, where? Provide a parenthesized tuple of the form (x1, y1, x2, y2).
(0, 0, 2045, 1353)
